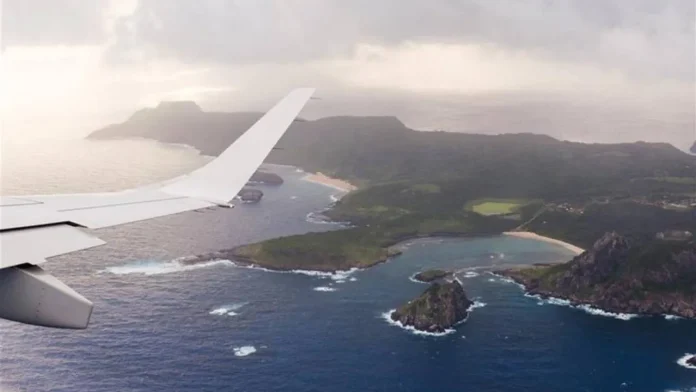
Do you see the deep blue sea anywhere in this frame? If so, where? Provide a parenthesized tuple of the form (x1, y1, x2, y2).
(1, 140, 695, 392)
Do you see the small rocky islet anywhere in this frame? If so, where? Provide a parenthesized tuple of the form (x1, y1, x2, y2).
(411, 269, 453, 283)
(390, 279, 473, 334)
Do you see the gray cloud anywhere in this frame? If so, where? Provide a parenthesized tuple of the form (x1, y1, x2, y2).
(2, 0, 107, 46)
(108, 0, 695, 82)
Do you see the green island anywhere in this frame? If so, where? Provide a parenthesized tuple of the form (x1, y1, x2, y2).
(91, 108, 696, 317)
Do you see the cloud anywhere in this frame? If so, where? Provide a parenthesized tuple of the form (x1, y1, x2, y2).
(105, 0, 695, 83)
(2, 0, 108, 46)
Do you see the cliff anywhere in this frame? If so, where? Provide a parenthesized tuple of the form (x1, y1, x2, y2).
(391, 280, 473, 333)
(500, 232, 696, 318)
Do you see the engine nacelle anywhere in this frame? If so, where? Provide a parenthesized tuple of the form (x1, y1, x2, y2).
(0, 264, 92, 329)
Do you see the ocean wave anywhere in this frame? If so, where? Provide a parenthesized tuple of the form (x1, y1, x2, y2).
(102, 258, 234, 276)
(487, 272, 526, 289)
(233, 346, 257, 357)
(313, 286, 337, 292)
(575, 304, 638, 321)
(210, 303, 247, 316)
(524, 292, 637, 320)
(469, 301, 487, 310)
(665, 315, 683, 321)
(381, 310, 455, 337)
(408, 273, 428, 284)
(462, 271, 479, 278)
(231, 261, 361, 282)
(677, 354, 696, 370)
(290, 196, 298, 200)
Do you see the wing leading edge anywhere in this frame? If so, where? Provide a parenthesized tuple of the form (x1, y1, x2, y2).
(0, 88, 314, 329)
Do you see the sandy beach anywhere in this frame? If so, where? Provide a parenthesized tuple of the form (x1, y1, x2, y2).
(503, 231, 585, 255)
(302, 172, 358, 192)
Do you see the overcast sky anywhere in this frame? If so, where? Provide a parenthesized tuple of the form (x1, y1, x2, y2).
(2, 0, 695, 148)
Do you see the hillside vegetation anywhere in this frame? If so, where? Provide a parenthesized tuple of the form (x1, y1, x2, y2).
(90, 102, 696, 271)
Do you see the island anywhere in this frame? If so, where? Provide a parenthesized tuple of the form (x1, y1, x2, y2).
(499, 232, 696, 318)
(88, 101, 696, 295)
(249, 171, 283, 185)
(691, 141, 696, 154)
(237, 188, 263, 203)
(412, 269, 453, 283)
(390, 280, 473, 333)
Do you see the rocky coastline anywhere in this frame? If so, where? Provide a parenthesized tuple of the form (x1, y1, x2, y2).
(499, 232, 696, 319)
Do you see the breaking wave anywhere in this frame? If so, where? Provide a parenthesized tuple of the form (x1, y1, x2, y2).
(524, 292, 637, 320)
(231, 262, 361, 282)
(313, 286, 337, 292)
(381, 310, 455, 337)
(677, 354, 696, 370)
(461, 271, 479, 278)
(233, 346, 257, 357)
(469, 301, 487, 310)
(209, 303, 247, 317)
(102, 258, 234, 276)
(665, 315, 682, 321)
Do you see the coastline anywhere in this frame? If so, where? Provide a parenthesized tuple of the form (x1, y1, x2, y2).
(503, 231, 584, 255)
(302, 172, 358, 192)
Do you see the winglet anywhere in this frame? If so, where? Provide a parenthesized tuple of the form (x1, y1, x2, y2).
(161, 88, 315, 203)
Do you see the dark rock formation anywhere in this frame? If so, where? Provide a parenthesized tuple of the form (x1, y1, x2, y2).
(412, 269, 452, 283)
(500, 232, 696, 318)
(391, 280, 473, 333)
(691, 141, 696, 154)
(249, 171, 284, 185)
(688, 356, 696, 367)
(237, 188, 263, 203)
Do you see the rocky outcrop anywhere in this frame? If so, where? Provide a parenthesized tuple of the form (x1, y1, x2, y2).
(500, 232, 696, 318)
(688, 356, 696, 367)
(691, 141, 696, 154)
(391, 280, 473, 333)
(412, 269, 452, 283)
(249, 171, 284, 185)
(237, 188, 263, 203)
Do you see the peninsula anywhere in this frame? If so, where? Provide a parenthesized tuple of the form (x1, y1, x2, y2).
(499, 232, 696, 318)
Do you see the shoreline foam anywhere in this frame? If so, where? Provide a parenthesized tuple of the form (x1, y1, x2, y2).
(677, 354, 696, 370)
(503, 231, 585, 255)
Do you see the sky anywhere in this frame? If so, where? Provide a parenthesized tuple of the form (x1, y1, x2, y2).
(1, 0, 695, 148)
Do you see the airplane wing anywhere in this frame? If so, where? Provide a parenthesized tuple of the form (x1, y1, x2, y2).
(0, 88, 314, 329)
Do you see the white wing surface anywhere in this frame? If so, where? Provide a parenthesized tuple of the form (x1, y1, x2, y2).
(0, 88, 314, 329)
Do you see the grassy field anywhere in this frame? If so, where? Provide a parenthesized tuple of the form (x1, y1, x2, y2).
(466, 199, 528, 216)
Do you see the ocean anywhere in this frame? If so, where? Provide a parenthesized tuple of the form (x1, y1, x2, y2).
(1, 138, 694, 392)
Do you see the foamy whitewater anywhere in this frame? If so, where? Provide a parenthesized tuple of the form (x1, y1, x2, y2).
(314, 286, 337, 292)
(103, 258, 234, 276)
(381, 310, 456, 337)
(233, 346, 257, 357)
(677, 354, 696, 370)
(209, 303, 247, 317)
(513, 285, 638, 320)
